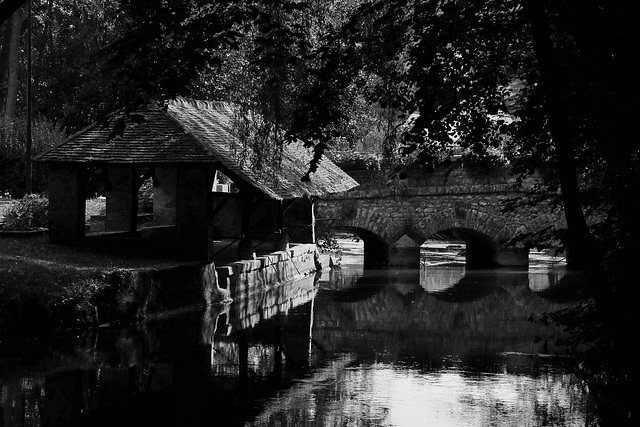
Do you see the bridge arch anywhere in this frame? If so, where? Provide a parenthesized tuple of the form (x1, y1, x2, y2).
(427, 227, 501, 269)
(330, 226, 389, 268)
(320, 222, 529, 269)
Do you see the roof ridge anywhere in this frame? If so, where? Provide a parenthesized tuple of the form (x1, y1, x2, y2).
(171, 96, 233, 112)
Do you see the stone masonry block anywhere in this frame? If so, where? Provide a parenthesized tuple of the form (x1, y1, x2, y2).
(232, 261, 251, 274)
(246, 259, 262, 271)
(272, 250, 290, 262)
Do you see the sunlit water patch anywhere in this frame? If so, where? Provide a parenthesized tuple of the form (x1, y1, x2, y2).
(246, 354, 587, 427)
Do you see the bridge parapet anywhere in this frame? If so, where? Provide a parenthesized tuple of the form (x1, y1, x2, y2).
(327, 161, 536, 198)
(325, 182, 526, 200)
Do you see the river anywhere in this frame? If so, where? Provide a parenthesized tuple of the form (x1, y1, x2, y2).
(0, 239, 593, 426)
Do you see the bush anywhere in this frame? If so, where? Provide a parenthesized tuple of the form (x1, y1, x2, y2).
(85, 196, 106, 221)
(138, 177, 153, 213)
(1, 194, 49, 231)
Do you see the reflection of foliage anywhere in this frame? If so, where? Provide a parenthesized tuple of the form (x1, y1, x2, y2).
(533, 303, 629, 426)
(53, 278, 109, 325)
(1, 194, 49, 231)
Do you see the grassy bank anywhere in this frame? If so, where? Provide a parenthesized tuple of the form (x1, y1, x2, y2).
(0, 233, 192, 342)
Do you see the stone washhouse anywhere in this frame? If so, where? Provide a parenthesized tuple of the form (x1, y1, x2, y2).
(37, 98, 359, 262)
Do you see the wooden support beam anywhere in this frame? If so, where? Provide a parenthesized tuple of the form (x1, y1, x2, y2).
(277, 200, 295, 231)
(211, 194, 232, 220)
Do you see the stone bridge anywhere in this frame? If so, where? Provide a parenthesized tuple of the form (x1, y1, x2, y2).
(315, 161, 566, 268)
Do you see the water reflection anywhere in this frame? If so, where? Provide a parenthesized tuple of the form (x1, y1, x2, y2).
(421, 264, 588, 303)
(0, 258, 592, 426)
(248, 361, 587, 427)
(312, 267, 588, 366)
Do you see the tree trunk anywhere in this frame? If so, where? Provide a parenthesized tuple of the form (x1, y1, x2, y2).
(526, 0, 605, 294)
(527, 2, 637, 423)
(0, 6, 23, 118)
(526, 0, 622, 360)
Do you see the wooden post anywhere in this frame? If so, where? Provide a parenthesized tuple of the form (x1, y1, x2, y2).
(238, 192, 255, 259)
(177, 166, 214, 260)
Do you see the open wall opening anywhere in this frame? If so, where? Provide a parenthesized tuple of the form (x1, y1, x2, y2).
(423, 228, 499, 269)
(319, 226, 389, 268)
(212, 171, 238, 194)
(85, 166, 157, 235)
(84, 166, 106, 233)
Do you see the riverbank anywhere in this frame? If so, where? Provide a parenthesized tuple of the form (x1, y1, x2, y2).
(0, 233, 330, 343)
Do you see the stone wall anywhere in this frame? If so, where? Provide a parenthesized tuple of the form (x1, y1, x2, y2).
(214, 243, 321, 303)
(225, 273, 318, 331)
(103, 243, 323, 322)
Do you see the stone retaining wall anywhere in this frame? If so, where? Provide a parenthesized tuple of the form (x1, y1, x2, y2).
(225, 273, 318, 332)
(212, 243, 321, 303)
(108, 243, 323, 323)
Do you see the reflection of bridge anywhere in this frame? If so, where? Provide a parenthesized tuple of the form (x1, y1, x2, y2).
(421, 264, 586, 303)
(316, 162, 566, 268)
(312, 267, 589, 364)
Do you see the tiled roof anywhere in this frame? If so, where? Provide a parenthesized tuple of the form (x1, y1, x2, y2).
(37, 98, 358, 200)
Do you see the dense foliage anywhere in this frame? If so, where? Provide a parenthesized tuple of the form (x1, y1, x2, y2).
(0, 0, 128, 133)
(0, 117, 65, 197)
(104, 0, 396, 170)
(28, 0, 126, 132)
(1, 193, 48, 231)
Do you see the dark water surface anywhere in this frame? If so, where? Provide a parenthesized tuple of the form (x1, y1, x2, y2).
(0, 243, 592, 426)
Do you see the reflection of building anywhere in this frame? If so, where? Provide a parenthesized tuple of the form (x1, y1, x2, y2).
(203, 272, 319, 398)
(202, 273, 318, 341)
